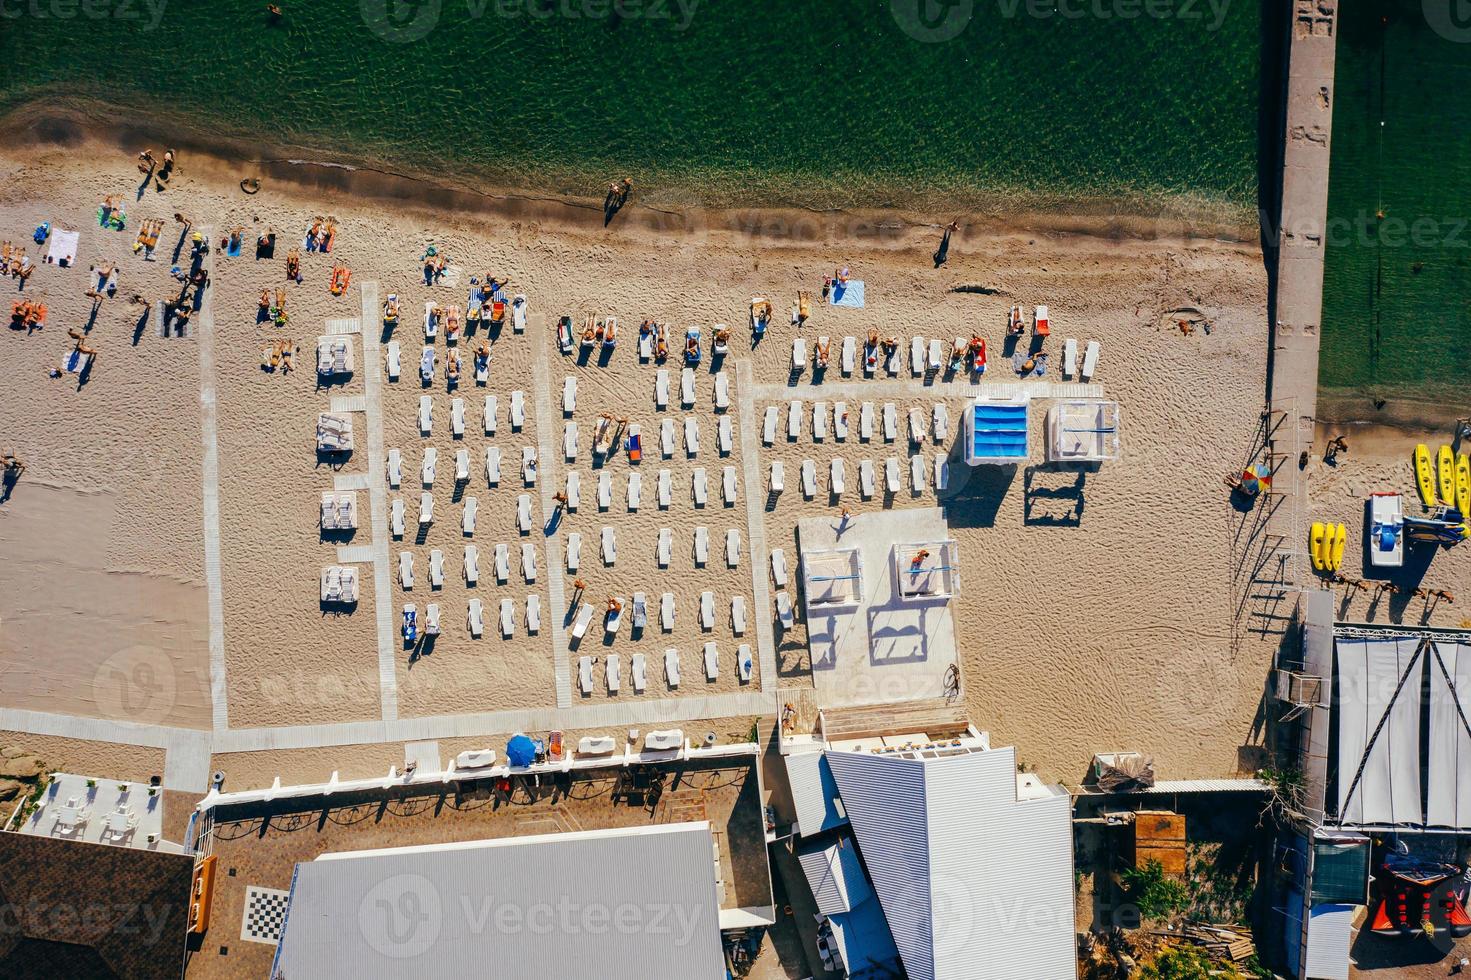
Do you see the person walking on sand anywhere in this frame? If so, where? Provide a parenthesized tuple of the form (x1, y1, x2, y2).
(1, 453, 24, 476)
(933, 220, 959, 268)
(1324, 435, 1348, 464)
(553, 491, 568, 509)
(572, 578, 587, 594)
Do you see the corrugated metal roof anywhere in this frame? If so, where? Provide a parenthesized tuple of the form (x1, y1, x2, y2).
(784, 750, 848, 837)
(827, 746, 1075, 980)
(796, 834, 872, 916)
(273, 822, 726, 980)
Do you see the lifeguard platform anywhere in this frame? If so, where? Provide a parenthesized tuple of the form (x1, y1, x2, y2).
(796, 507, 961, 710)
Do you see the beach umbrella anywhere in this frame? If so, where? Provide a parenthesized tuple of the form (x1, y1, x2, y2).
(506, 733, 536, 768)
(1239, 463, 1273, 495)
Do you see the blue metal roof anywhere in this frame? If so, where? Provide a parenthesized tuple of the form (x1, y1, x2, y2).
(971, 402, 1028, 459)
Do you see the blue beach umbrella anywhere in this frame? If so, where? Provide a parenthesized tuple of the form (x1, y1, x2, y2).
(506, 733, 536, 767)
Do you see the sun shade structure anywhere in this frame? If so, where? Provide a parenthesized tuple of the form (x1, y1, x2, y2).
(964, 396, 1029, 464)
(272, 823, 726, 980)
(1046, 399, 1120, 462)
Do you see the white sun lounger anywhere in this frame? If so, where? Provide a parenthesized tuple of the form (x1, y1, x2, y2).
(386, 341, 401, 381)
(738, 644, 753, 682)
(908, 407, 924, 445)
(658, 469, 672, 508)
(842, 336, 856, 375)
(732, 596, 746, 634)
(692, 467, 708, 506)
(769, 460, 784, 494)
(522, 446, 537, 485)
(935, 454, 950, 490)
(627, 473, 641, 510)
(495, 543, 510, 583)
(485, 447, 501, 484)
(452, 398, 466, 437)
(911, 336, 925, 375)
(564, 422, 578, 461)
(684, 417, 700, 456)
(632, 592, 648, 629)
(1081, 339, 1100, 380)
(631, 653, 647, 692)
(517, 493, 532, 532)
(718, 416, 733, 455)
(661, 418, 676, 457)
(655, 369, 669, 408)
(602, 526, 616, 565)
(704, 642, 718, 680)
(572, 603, 594, 640)
(484, 395, 498, 434)
(801, 459, 816, 498)
(700, 592, 715, 630)
(521, 543, 537, 581)
(657, 527, 672, 566)
(419, 492, 434, 525)
(387, 448, 403, 487)
(814, 402, 828, 441)
(465, 545, 479, 584)
(860, 402, 874, 441)
(597, 470, 612, 509)
(792, 338, 807, 372)
(927, 338, 943, 372)
(1064, 338, 1078, 378)
(579, 655, 593, 693)
(776, 590, 795, 628)
(860, 459, 875, 498)
(421, 447, 437, 487)
(887, 339, 901, 374)
(606, 605, 623, 638)
(771, 548, 788, 587)
(426, 603, 441, 636)
(639, 326, 653, 360)
(911, 455, 926, 492)
(830, 458, 845, 496)
(563, 376, 577, 415)
(430, 549, 445, 588)
(424, 301, 438, 339)
(681, 367, 696, 407)
(468, 598, 484, 638)
(399, 552, 414, 589)
(567, 532, 581, 571)
(566, 471, 580, 510)
(475, 349, 489, 385)
(714, 372, 730, 410)
(510, 390, 526, 429)
(661, 593, 675, 632)
(391, 498, 405, 537)
(526, 594, 541, 633)
(883, 403, 898, 441)
(886, 457, 901, 492)
(512, 294, 527, 332)
(726, 529, 740, 567)
(722, 466, 738, 505)
(788, 401, 803, 441)
(500, 598, 515, 637)
(419, 346, 435, 383)
(834, 401, 849, 440)
(419, 395, 432, 434)
(762, 406, 777, 445)
(456, 448, 470, 483)
(694, 526, 709, 565)
(665, 648, 680, 686)
(934, 403, 949, 442)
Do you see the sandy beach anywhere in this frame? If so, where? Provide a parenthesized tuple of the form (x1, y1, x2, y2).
(0, 125, 1328, 790)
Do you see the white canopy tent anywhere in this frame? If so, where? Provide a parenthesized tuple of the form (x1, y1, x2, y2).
(1046, 400, 1120, 463)
(1335, 635, 1424, 827)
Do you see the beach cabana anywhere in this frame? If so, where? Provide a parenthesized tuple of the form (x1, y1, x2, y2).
(963, 396, 1029, 465)
(1046, 399, 1120, 463)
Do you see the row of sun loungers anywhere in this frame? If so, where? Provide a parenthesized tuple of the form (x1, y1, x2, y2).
(651, 369, 732, 411)
(397, 542, 540, 588)
(416, 393, 526, 437)
(386, 446, 540, 490)
(389, 491, 536, 538)
(405, 595, 542, 640)
(567, 589, 749, 648)
(763, 400, 950, 446)
(577, 643, 753, 695)
(634, 416, 734, 459)
(651, 526, 742, 568)
(767, 455, 949, 498)
(1061, 338, 1101, 380)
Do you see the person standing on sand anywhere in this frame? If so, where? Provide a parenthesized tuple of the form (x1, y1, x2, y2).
(933, 220, 959, 268)
(1324, 435, 1348, 463)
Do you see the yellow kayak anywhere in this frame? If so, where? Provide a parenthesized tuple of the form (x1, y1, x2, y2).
(1457, 453, 1470, 516)
(1310, 521, 1326, 571)
(1415, 444, 1438, 508)
(1329, 522, 1347, 571)
(1439, 445, 1457, 506)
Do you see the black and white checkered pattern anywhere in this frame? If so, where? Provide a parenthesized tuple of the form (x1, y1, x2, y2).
(240, 886, 291, 945)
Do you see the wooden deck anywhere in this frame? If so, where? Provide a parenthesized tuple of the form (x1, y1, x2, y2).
(818, 698, 969, 742)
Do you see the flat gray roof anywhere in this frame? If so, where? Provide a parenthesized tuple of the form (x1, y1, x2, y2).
(273, 822, 727, 980)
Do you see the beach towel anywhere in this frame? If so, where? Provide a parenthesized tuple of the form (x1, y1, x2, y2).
(828, 279, 865, 308)
(225, 235, 243, 258)
(45, 229, 79, 267)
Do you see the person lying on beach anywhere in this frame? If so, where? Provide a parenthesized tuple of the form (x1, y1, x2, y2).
(383, 295, 399, 322)
(815, 336, 830, 367)
(446, 349, 461, 381)
(606, 596, 623, 615)
(286, 247, 301, 282)
(797, 291, 810, 325)
(67, 329, 98, 358)
(155, 149, 175, 188)
(714, 325, 730, 348)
